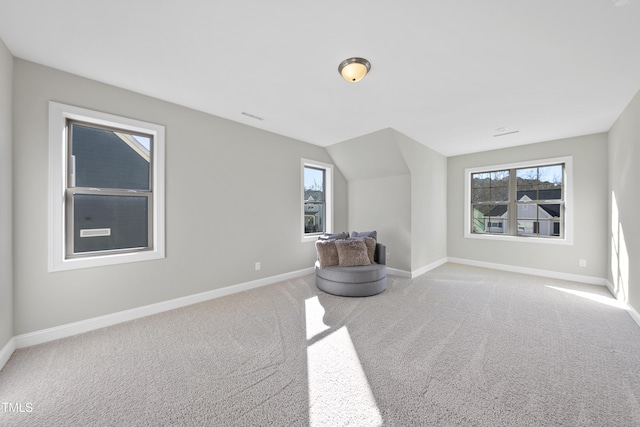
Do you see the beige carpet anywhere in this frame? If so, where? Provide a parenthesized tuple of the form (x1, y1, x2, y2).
(2, 263, 640, 426)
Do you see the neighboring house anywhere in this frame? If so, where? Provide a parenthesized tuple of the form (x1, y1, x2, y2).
(514, 195, 561, 236)
(304, 190, 324, 233)
(480, 189, 562, 237)
(72, 124, 151, 253)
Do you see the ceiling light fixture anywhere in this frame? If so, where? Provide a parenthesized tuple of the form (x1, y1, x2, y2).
(338, 57, 371, 83)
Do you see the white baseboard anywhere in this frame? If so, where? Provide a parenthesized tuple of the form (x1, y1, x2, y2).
(0, 337, 16, 372)
(626, 304, 640, 328)
(386, 257, 449, 279)
(7, 261, 636, 357)
(606, 280, 620, 300)
(606, 280, 640, 328)
(447, 257, 608, 286)
(411, 258, 449, 278)
(13, 267, 314, 349)
(387, 267, 411, 278)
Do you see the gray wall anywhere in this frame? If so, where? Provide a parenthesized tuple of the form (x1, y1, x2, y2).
(0, 38, 13, 349)
(327, 128, 448, 274)
(12, 59, 347, 335)
(608, 89, 640, 312)
(448, 133, 608, 278)
(327, 129, 412, 271)
(396, 133, 448, 272)
(348, 175, 412, 272)
(5, 54, 626, 338)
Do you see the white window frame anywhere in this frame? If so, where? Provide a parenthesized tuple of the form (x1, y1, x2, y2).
(48, 102, 165, 272)
(464, 156, 573, 245)
(301, 158, 333, 243)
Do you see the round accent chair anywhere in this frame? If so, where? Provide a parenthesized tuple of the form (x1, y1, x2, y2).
(314, 231, 387, 297)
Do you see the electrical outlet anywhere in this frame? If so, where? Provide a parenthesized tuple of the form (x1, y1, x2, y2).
(579, 259, 587, 267)
(386, 251, 391, 260)
(255, 262, 261, 271)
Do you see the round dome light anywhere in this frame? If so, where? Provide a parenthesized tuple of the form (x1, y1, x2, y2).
(338, 57, 371, 83)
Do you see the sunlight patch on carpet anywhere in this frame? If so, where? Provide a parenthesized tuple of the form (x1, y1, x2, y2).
(305, 296, 331, 340)
(546, 286, 627, 309)
(305, 297, 382, 426)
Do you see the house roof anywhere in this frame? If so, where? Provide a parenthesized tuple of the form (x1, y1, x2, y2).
(539, 204, 561, 218)
(72, 124, 150, 191)
(516, 188, 562, 201)
(486, 190, 562, 218)
(488, 205, 508, 217)
(304, 190, 324, 202)
(2, 1, 640, 156)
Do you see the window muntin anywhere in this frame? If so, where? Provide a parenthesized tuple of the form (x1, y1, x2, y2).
(49, 102, 165, 272)
(466, 158, 569, 243)
(301, 159, 333, 242)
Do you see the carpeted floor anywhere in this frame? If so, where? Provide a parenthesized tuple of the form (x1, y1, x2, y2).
(2, 263, 640, 426)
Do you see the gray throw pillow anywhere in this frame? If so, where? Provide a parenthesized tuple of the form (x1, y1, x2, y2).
(315, 240, 339, 268)
(362, 236, 376, 264)
(335, 239, 371, 267)
(351, 230, 377, 241)
(349, 236, 376, 264)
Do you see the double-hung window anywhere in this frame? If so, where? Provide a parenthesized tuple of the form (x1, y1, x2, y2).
(302, 159, 333, 241)
(465, 157, 572, 244)
(49, 102, 165, 271)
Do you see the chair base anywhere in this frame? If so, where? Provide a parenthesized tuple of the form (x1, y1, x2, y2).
(315, 275, 387, 297)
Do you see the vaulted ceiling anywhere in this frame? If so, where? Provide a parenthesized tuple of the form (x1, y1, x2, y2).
(1, 0, 639, 156)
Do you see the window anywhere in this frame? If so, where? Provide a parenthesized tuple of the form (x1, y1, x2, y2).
(465, 157, 572, 244)
(302, 159, 333, 242)
(471, 169, 510, 235)
(515, 164, 563, 237)
(49, 102, 165, 271)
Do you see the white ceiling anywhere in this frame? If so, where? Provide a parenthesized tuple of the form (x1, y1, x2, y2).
(1, 0, 639, 156)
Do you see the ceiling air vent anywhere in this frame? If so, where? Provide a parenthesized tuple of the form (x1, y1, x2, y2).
(493, 130, 519, 137)
(241, 112, 264, 121)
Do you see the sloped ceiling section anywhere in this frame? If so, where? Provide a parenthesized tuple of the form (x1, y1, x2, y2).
(326, 128, 410, 182)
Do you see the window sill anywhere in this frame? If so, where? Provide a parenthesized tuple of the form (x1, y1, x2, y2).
(464, 232, 573, 246)
(302, 233, 323, 243)
(49, 249, 164, 272)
